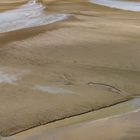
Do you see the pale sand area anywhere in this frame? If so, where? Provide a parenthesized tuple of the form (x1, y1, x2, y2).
(0, 0, 140, 137)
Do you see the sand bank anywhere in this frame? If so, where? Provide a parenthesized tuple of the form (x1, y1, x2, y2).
(0, 0, 140, 137)
(2, 98, 140, 140)
(44, 109, 140, 140)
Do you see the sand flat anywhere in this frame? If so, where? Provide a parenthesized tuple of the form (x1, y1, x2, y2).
(0, 0, 140, 137)
(89, 0, 140, 11)
(3, 99, 140, 140)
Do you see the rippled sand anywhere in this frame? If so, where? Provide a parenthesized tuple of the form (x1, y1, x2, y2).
(0, 0, 140, 139)
(2, 98, 140, 140)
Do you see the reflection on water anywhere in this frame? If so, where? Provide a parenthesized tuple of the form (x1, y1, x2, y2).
(90, 0, 140, 11)
(0, 0, 70, 33)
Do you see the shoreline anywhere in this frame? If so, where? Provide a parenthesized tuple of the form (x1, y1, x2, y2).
(2, 97, 140, 139)
(1, 97, 132, 137)
(0, 97, 133, 137)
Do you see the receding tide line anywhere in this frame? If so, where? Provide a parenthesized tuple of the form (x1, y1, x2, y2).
(89, 0, 140, 11)
(0, 0, 70, 33)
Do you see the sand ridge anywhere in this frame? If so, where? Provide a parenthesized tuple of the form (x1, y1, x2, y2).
(0, 0, 140, 137)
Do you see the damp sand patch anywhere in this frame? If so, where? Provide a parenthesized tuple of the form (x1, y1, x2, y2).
(34, 85, 74, 94)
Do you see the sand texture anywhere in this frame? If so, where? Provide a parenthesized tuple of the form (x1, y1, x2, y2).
(0, 0, 140, 137)
(37, 109, 140, 140)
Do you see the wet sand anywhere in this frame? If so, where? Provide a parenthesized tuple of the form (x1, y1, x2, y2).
(2, 98, 139, 140)
(0, 0, 29, 11)
(0, 0, 140, 138)
(89, 0, 140, 11)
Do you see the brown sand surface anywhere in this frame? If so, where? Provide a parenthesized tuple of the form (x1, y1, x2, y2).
(15, 110, 140, 140)
(46, 109, 140, 140)
(0, 0, 29, 11)
(3, 98, 139, 140)
(0, 0, 140, 137)
(33, 109, 140, 140)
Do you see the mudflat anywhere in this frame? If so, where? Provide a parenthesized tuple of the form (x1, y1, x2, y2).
(3, 98, 140, 140)
(0, 0, 140, 138)
(34, 109, 140, 140)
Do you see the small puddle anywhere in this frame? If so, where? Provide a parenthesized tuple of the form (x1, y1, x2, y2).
(90, 0, 140, 11)
(0, 0, 70, 33)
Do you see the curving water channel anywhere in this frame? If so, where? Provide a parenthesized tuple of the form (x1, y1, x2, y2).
(0, 0, 139, 34)
(90, 0, 140, 11)
(0, 0, 70, 33)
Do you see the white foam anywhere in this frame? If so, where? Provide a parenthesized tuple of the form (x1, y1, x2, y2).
(34, 85, 74, 94)
(90, 0, 140, 11)
(0, 0, 70, 33)
(0, 72, 17, 84)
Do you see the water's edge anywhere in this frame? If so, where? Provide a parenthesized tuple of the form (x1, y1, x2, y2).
(2, 97, 140, 139)
(0, 0, 70, 33)
(90, 0, 140, 11)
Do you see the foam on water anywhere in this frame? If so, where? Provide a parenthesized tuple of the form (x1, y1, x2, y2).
(0, 0, 70, 33)
(90, 0, 140, 11)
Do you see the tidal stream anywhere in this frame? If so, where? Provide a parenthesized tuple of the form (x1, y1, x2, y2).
(0, 0, 69, 33)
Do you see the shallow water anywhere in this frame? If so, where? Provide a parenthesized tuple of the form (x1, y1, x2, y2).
(0, 0, 69, 33)
(90, 0, 140, 11)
